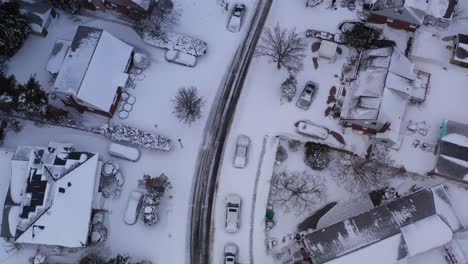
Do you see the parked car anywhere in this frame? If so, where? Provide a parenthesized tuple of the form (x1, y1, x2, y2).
(109, 143, 140, 162)
(224, 243, 238, 264)
(233, 134, 250, 168)
(296, 121, 329, 140)
(225, 194, 241, 233)
(164, 49, 197, 67)
(123, 191, 143, 225)
(228, 4, 246, 32)
(296, 81, 319, 110)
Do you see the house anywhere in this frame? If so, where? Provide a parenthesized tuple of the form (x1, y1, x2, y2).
(339, 47, 430, 147)
(434, 120, 468, 183)
(0, 142, 104, 247)
(318, 40, 338, 63)
(300, 186, 464, 264)
(366, 0, 458, 32)
(18, 0, 57, 37)
(450, 34, 468, 68)
(81, 0, 154, 17)
(53, 26, 134, 117)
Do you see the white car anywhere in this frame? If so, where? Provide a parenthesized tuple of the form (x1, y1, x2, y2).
(123, 191, 143, 225)
(164, 49, 197, 67)
(296, 121, 329, 140)
(233, 134, 250, 168)
(109, 143, 140, 162)
(225, 194, 241, 233)
(228, 4, 246, 32)
(224, 243, 238, 264)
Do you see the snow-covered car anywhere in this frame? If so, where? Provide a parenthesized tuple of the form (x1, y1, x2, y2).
(164, 49, 197, 67)
(296, 121, 329, 140)
(123, 191, 143, 225)
(227, 4, 246, 32)
(224, 243, 238, 264)
(109, 143, 140, 162)
(233, 134, 250, 168)
(296, 81, 318, 110)
(225, 194, 241, 233)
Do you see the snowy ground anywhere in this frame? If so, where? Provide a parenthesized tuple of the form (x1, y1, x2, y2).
(2, 0, 258, 263)
(212, 2, 363, 263)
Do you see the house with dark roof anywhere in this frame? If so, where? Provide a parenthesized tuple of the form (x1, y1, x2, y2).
(53, 26, 134, 117)
(434, 120, 468, 183)
(299, 185, 463, 264)
(80, 0, 154, 18)
(450, 34, 468, 68)
(18, 0, 57, 37)
(339, 47, 430, 147)
(0, 142, 104, 247)
(365, 0, 458, 31)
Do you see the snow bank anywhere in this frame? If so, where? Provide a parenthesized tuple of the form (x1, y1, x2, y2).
(142, 31, 207, 56)
(93, 123, 172, 151)
(8, 206, 20, 238)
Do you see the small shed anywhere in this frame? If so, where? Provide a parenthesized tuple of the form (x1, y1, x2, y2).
(318, 40, 338, 63)
(450, 34, 468, 68)
(19, 0, 56, 37)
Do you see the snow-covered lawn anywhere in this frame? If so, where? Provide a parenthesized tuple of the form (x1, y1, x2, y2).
(2, 0, 258, 263)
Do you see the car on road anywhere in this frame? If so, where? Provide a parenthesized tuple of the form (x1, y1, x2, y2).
(225, 194, 241, 233)
(123, 191, 143, 225)
(296, 121, 329, 140)
(224, 243, 238, 264)
(109, 143, 140, 162)
(228, 4, 246, 32)
(164, 49, 197, 67)
(233, 134, 250, 168)
(296, 81, 319, 110)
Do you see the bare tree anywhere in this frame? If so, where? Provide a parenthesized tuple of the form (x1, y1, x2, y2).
(172, 86, 205, 125)
(270, 169, 324, 214)
(135, 0, 182, 35)
(256, 24, 306, 74)
(332, 145, 404, 192)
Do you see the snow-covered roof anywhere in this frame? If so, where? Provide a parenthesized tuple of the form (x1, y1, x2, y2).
(76, 30, 132, 112)
(373, 0, 456, 20)
(303, 187, 461, 264)
(435, 120, 468, 179)
(19, 0, 53, 32)
(131, 0, 152, 10)
(2, 142, 100, 247)
(318, 40, 337, 60)
(46, 39, 71, 75)
(54, 26, 133, 112)
(341, 47, 413, 127)
(452, 34, 468, 65)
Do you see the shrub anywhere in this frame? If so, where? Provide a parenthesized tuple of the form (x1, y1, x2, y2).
(304, 142, 330, 170)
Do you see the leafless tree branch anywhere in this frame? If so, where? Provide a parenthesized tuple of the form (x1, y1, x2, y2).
(256, 23, 306, 74)
(332, 145, 404, 192)
(270, 169, 324, 214)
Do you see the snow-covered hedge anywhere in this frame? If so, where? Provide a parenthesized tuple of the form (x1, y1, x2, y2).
(93, 123, 171, 151)
(142, 31, 207, 56)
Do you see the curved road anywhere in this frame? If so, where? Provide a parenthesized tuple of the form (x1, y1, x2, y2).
(189, 1, 273, 264)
